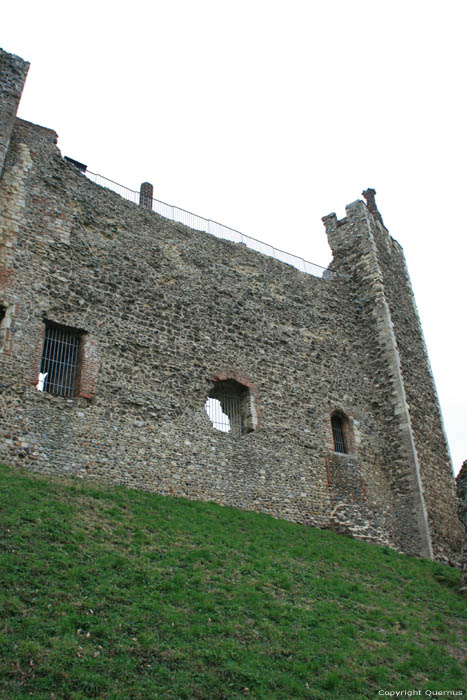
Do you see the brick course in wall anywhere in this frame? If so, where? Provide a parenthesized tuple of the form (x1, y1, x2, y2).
(0, 48, 462, 565)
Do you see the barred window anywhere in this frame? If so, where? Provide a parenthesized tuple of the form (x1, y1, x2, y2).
(331, 413, 347, 453)
(205, 379, 255, 436)
(39, 322, 82, 397)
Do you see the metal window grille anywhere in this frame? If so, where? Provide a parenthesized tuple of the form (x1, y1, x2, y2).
(205, 395, 243, 436)
(40, 324, 81, 397)
(331, 414, 346, 453)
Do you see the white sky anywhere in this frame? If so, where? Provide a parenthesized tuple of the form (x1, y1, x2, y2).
(3, 0, 466, 474)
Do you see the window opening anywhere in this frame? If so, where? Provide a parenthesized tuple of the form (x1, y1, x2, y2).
(39, 322, 82, 397)
(0, 306, 5, 325)
(205, 398, 236, 434)
(331, 413, 347, 453)
(205, 379, 252, 436)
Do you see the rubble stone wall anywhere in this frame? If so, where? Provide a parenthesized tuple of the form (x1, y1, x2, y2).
(456, 462, 467, 593)
(0, 48, 462, 563)
(0, 48, 29, 177)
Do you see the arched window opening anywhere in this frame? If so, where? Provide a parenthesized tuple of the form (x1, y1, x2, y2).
(331, 413, 347, 453)
(205, 379, 255, 436)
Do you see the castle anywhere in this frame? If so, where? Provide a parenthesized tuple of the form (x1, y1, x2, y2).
(0, 48, 462, 564)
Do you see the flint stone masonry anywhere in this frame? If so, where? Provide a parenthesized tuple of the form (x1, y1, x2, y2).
(0, 48, 463, 564)
(456, 461, 467, 593)
(0, 49, 29, 177)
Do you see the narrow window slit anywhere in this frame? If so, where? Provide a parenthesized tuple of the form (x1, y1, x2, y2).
(331, 413, 347, 453)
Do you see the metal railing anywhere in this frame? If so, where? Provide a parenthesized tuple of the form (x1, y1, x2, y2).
(85, 170, 332, 279)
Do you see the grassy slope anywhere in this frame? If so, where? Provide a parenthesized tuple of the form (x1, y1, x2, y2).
(0, 463, 465, 700)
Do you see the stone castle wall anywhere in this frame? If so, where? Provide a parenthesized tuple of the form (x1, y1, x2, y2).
(0, 49, 29, 176)
(0, 48, 462, 564)
(456, 462, 467, 594)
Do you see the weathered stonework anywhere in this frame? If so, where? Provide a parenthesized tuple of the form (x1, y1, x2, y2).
(0, 49, 29, 177)
(0, 48, 462, 564)
(456, 461, 467, 593)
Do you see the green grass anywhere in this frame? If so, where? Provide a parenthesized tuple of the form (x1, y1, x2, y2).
(0, 463, 465, 700)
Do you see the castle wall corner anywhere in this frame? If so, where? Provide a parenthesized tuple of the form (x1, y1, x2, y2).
(323, 191, 462, 561)
(0, 49, 29, 178)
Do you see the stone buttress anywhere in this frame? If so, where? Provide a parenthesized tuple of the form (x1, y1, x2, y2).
(323, 192, 462, 562)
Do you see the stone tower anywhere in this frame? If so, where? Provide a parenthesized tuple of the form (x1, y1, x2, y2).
(323, 193, 458, 560)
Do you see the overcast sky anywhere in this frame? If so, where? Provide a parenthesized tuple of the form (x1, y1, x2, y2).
(3, 0, 466, 473)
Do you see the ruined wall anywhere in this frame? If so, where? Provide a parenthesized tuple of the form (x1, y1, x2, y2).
(0, 48, 29, 177)
(0, 48, 462, 563)
(322, 197, 462, 562)
(363, 190, 460, 563)
(456, 461, 467, 594)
